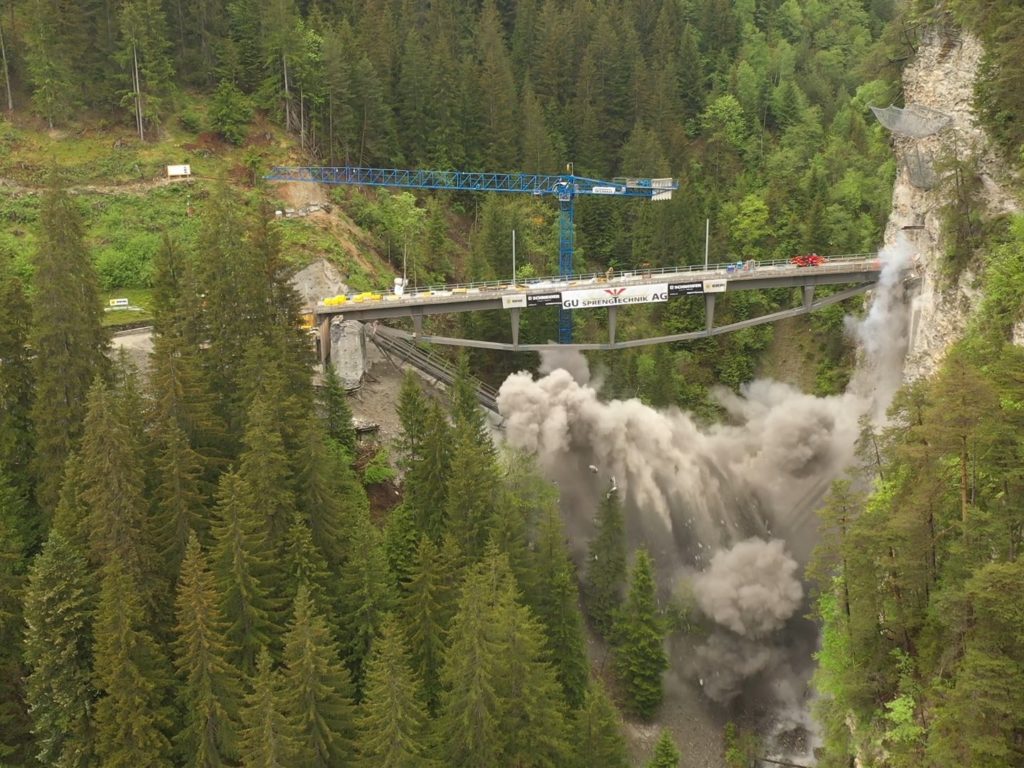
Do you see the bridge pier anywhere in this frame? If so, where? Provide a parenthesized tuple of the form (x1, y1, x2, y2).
(803, 285, 815, 309)
(608, 306, 617, 345)
(318, 315, 332, 364)
(510, 308, 521, 348)
(412, 313, 423, 337)
(704, 294, 716, 334)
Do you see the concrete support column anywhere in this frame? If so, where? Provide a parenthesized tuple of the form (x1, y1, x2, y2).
(510, 308, 521, 348)
(704, 294, 716, 334)
(412, 313, 423, 337)
(608, 306, 617, 345)
(318, 315, 332, 364)
(803, 284, 815, 309)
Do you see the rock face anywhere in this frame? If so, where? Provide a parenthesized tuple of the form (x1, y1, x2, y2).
(884, 28, 1020, 381)
(290, 259, 349, 308)
(330, 318, 366, 390)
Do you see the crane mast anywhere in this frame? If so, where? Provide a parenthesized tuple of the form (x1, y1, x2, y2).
(267, 164, 677, 343)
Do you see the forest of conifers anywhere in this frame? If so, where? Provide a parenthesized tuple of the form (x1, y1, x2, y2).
(2, 0, 1024, 766)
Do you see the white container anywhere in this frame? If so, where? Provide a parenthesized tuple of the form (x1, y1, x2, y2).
(394, 277, 405, 297)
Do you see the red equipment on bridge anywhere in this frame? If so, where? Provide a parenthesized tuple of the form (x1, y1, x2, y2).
(790, 253, 827, 267)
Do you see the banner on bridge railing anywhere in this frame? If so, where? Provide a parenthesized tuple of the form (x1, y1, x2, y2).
(668, 281, 704, 297)
(502, 294, 527, 309)
(526, 292, 563, 308)
(702, 278, 728, 293)
(561, 284, 669, 309)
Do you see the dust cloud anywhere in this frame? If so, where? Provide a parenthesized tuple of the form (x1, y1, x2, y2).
(495, 239, 913, 738)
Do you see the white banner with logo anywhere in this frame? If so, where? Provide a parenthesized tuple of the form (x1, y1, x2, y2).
(562, 284, 669, 309)
(501, 294, 527, 309)
(702, 279, 728, 293)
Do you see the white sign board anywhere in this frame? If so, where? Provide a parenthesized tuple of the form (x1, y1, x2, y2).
(166, 164, 192, 178)
(501, 294, 527, 309)
(108, 298, 130, 307)
(702, 279, 728, 293)
(591, 186, 618, 195)
(562, 284, 669, 309)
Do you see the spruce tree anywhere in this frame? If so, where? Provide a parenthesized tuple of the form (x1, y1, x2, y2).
(29, 181, 107, 515)
(571, 682, 630, 768)
(283, 513, 331, 608)
(210, 470, 280, 674)
(612, 549, 667, 719)
(238, 390, 297, 551)
(318, 364, 357, 454)
(532, 507, 589, 709)
(395, 369, 428, 469)
(586, 489, 627, 636)
(0, 480, 31, 764)
(79, 377, 162, 609)
(356, 614, 432, 767)
(23, 531, 97, 768)
(444, 427, 498, 562)
(337, 513, 396, 690)
(406, 399, 452, 541)
(296, 424, 365, 565)
(401, 536, 456, 711)
(281, 585, 358, 767)
(153, 417, 208, 574)
(173, 532, 243, 768)
(0, 254, 34, 510)
(493, 574, 571, 766)
(239, 647, 297, 768)
(436, 556, 504, 767)
(646, 730, 681, 767)
(451, 351, 493, 455)
(93, 561, 174, 768)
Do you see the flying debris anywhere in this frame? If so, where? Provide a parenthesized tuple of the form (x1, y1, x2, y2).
(607, 475, 618, 498)
(588, 464, 599, 474)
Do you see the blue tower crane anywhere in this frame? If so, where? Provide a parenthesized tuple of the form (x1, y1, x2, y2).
(266, 164, 677, 343)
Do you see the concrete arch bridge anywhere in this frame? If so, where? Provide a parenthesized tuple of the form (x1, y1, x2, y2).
(312, 255, 893, 363)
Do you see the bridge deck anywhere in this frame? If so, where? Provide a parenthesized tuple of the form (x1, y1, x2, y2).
(309, 256, 883, 322)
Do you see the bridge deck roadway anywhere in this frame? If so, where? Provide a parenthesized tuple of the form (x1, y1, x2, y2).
(308, 257, 882, 323)
(310, 256, 886, 355)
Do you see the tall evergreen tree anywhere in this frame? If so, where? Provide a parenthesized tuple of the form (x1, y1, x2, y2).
(79, 377, 162, 610)
(356, 614, 432, 766)
(93, 561, 174, 768)
(29, 181, 107, 516)
(585, 489, 627, 636)
(153, 418, 208, 574)
(173, 532, 243, 768)
(405, 399, 452, 541)
(401, 536, 456, 711)
(239, 647, 297, 768)
(0, 254, 34, 510)
(210, 470, 280, 674)
(571, 682, 630, 768)
(532, 507, 589, 709)
(612, 549, 667, 719)
(281, 585, 358, 767)
(337, 513, 396, 690)
(118, 0, 177, 139)
(23, 531, 97, 768)
(238, 390, 297, 551)
(318, 364, 356, 454)
(444, 427, 499, 562)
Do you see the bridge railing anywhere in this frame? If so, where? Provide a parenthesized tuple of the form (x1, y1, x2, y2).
(318, 253, 883, 306)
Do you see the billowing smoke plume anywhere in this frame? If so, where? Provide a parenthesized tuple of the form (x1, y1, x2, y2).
(497, 364, 861, 565)
(693, 539, 803, 638)
(690, 539, 804, 704)
(495, 240, 912, 733)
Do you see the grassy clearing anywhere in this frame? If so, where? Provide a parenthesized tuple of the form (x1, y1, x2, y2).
(101, 288, 154, 327)
(1, 103, 397, 297)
